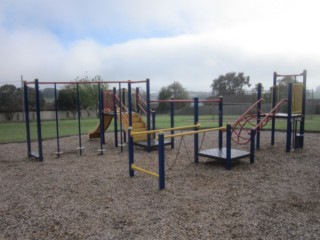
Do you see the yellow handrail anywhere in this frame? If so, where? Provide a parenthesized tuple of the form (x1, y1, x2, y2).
(130, 124, 201, 136)
(131, 164, 159, 178)
(162, 126, 226, 139)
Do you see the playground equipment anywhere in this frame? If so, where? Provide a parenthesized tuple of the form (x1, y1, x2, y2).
(88, 89, 153, 143)
(23, 78, 151, 161)
(146, 97, 223, 150)
(231, 70, 307, 152)
(127, 97, 257, 190)
(128, 124, 256, 190)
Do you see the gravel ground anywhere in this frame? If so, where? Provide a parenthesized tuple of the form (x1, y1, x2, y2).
(0, 131, 320, 239)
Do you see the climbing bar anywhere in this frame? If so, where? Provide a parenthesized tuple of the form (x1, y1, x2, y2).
(150, 99, 221, 103)
(130, 124, 201, 136)
(163, 126, 226, 139)
(232, 99, 264, 128)
(24, 80, 147, 85)
(131, 164, 159, 178)
(254, 98, 288, 130)
(276, 73, 304, 78)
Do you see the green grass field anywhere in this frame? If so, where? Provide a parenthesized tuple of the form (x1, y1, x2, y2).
(0, 115, 319, 143)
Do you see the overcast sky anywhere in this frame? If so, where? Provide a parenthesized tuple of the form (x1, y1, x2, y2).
(0, 0, 319, 93)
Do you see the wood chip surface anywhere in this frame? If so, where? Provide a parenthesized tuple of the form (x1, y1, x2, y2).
(0, 131, 319, 239)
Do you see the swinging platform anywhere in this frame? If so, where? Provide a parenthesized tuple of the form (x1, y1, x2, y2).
(199, 148, 250, 161)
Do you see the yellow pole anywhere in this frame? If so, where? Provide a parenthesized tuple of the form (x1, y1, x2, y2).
(131, 164, 159, 178)
(162, 126, 226, 139)
(130, 124, 201, 136)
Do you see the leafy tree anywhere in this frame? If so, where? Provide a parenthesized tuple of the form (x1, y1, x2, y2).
(0, 85, 21, 120)
(157, 81, 189, 113)
(0, 85, 45, 120)
(77, 75, 108, 116)
(57, 75, 108, 118)
(157, 86, 172, 113)
(24, 87, 45, 112)
(211, 72, 251, 96)
(42, 88, 56, 103)
(57, 88, 78, 118)
(272, 76, 298, 100)
(314, 86, 320, 99)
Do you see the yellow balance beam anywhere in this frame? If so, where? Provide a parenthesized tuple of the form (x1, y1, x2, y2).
(131, 164, 159, 178)
(130, 124, 201, 136)
(162, 126, 226, 139)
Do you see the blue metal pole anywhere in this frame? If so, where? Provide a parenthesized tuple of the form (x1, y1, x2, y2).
(54, 83, 61, 158)
(218, 96, 223, 149)
(136, 87, 140, 113)
(250, 129, 256, 164)
(23, 81, 31, 158)
(119, 83, 124, 151)
(256, 83, 262, 149)
(146, 79, 151, 151)
(35, 79, 43, 161)
(122, 88, 126, 107)
(271, 72, 277, 145)
(128, 81, 132, 126)
(170, 97, 174, 149)
(128, 127, 134, 177)
(158, 133, 165, 190)
(113, 87, 118, 147)
(300, 70, 307, 148)
(76, 83, 83, 156)
(152, 111, 156, 130)
(99, 86, 105, 153)
(194, 98, 199, 163)
(286, 83, 293, 152)
(226, 124, 232, 170)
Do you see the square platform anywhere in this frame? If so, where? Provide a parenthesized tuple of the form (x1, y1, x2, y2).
(134, 139, 172, 150)
(199, 148, 250, 161)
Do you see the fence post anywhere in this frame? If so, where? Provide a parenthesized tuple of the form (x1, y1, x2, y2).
(35, 79, 43, 161)
(286, 83, 293, 152)
(128, 127, 134, 177)
(113, 87, 118, 147)
(226, 124, 231, 170)
(76, 83, 83, 156)
(218, 96, 223, 149)
(170, 97, 174, 149)
(23, 81, 32, 158)
(194, 97, 199, 163)
(146, 79, 151, 151)
(54, 83, 61, 157)
(250, 129, 256, 164)
(256, 83, 261, 149)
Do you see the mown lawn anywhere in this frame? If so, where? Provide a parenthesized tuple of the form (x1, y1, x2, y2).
(0, 114, 319, 143)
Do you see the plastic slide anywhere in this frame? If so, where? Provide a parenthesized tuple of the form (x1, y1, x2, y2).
(88, 114, 114, 139)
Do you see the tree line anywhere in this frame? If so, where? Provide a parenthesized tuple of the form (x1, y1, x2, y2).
(0, 72, 308, 120)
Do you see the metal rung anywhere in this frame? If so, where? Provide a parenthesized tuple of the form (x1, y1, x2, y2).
(131, 164, 159, 178)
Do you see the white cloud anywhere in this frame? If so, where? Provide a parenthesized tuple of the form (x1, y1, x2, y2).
(0, 0, 319, 92)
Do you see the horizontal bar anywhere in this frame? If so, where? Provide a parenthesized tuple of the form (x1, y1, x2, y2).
(150, 99, 194, 103)
(163, 126, 226, 139)
(276, 73, 303, 77)
(25, 80, 147, 85)
(131, 124, 201, 136)
(131, 164, 159, 178)
(198, 99, 222, 103)
(150, 99, 221, 103)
